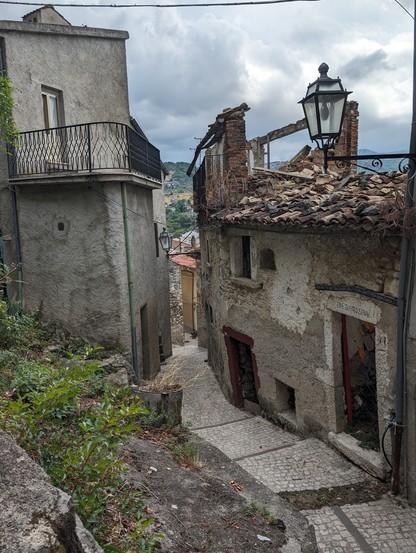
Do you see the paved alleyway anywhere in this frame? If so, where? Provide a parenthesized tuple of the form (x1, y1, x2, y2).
(168, 339, 416, 553)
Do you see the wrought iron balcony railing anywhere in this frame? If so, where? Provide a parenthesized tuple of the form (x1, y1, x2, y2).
(8, 122, 162, 182)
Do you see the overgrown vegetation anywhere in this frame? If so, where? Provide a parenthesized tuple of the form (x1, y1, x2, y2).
(0, 72, 19, 147)
(0, 297, 164, 551)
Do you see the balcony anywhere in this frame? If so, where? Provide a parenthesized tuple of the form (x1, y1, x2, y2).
(7, 122, 162, 183)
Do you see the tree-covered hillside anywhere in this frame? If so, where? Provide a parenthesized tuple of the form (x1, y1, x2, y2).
(164, 161, 193, 193)
(164, 162, 196, 237)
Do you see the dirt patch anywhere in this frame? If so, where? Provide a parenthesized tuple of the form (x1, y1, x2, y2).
(279, 479, 390, 511)
(124, 436, 287, 552)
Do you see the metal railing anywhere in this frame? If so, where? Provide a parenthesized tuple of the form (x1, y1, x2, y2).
(8, 122, 162, 182)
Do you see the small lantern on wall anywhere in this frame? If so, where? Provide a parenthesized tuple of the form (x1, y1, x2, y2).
(159, 227, 173, 254)
(299, 62, 352, 169)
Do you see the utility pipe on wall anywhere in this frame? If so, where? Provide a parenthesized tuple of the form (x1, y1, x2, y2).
(341, 314, 353, 426)
(11, 185, 23, 310)
(121, 183, 140, 380)
(392, 0, 416, 495)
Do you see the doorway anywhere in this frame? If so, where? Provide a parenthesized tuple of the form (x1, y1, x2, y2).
(140, 304, 150, 379)
(341, 314, 379, 450)
(223, 327, 260, 413)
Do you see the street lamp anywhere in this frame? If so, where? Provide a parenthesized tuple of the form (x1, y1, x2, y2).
(299, 62, 352, 171)
(159, 227, 173, 254)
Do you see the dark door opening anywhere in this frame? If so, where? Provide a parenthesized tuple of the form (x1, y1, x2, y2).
(341, 314, 379, 450)
(140, 304, 151, 380)
(234, 339, 258, 405)
(223, 327, 260, 413)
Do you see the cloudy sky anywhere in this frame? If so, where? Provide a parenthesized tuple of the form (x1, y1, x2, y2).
(1, 0, 415, 163)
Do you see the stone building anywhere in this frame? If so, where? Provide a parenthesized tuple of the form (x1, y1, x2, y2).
(0, 6, 171, 379)
(191, 103, 416, 498)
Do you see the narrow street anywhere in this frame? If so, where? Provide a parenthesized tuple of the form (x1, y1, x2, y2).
(168, 338, 416, 553)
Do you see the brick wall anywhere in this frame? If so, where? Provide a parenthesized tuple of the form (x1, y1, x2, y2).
(203, 105, 249, 209)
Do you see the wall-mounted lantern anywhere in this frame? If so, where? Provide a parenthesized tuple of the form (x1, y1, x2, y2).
(299, 62, 351, 170)
(159, 227, 173, 254)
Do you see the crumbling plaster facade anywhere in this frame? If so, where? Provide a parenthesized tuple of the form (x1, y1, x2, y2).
(202, 228, 399, 446)
(194, 102, 408, 486)
(0, 9, 171, 376)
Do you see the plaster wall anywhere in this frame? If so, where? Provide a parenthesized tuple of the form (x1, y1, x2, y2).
(0, 21, 130, 130)
(152, 185, 172, 359)
(125, 183, 161, 379)
(16, 181, 130, 346)
(202, 227, 399, 444)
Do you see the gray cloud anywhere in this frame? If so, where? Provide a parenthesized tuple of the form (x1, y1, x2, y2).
(1, 1, 414, 162)
(339, 50, 392, 82)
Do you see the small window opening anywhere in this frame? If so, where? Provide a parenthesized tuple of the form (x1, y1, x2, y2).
(206, 303, 214, 325)
(275, 378, 296, 418)
(154, 223, 160, 257)
(58, 222, 65, 231)
(260, 248, 276, 270)
(242, 236, 251, 278)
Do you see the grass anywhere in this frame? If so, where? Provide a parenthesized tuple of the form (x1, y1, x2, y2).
(244, 502, 284, 528)
(171, 440, 205, 470)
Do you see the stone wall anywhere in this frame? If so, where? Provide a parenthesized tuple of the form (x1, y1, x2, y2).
(169, 260, 185, 346)
(0, 430, 102, 553)
(201, 226, 400, 454)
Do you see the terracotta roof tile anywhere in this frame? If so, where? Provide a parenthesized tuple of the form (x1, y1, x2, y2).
(211, 168, 406, 234)
(170, 254, 196, 269)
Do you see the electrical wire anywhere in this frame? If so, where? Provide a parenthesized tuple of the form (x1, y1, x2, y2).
(0, 0, 320, 7)
(393, 0, 414, 19)
(94, 187, 199, 243)
(381, 419, 394, 470)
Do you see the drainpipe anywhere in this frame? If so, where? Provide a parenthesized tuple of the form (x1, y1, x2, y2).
(121, 183, 140, 380)
(10, 185, 23, 310)
(391, 0, 416, 495)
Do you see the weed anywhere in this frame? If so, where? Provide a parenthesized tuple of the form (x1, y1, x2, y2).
(171, 441, 205, 470)
(244, 502, 280, 526)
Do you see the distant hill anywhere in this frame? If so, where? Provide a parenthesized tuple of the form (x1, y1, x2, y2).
(357, 149, 405, 173)
(164, 162, 193, 193)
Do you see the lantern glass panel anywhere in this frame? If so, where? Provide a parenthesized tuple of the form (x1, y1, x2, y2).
(317, 94, 345, 136)
(303, 97, 319, 138)
(159, 230, 172, 252)
(318, 80, 342, 92)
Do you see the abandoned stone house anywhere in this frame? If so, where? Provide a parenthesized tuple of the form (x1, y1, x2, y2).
(190, 102, 416, 502)
(0, 6, 171, 379)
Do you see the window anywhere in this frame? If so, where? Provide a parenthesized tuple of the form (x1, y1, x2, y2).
(154, 223, 160, 257)
(206, 303, 214, 325)
(42, 87, 64, 129)
(241, 236, 251, 278)
(230, 234, 254, 280)
(259, 248, 276, 270)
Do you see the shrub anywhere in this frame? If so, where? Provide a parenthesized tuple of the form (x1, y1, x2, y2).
(0, 361, 162, 551)
(11, 361, 55, 396)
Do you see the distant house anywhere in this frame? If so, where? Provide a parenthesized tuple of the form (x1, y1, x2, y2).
(0, 6, 171, 379)
(190, 103, 416, 494)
